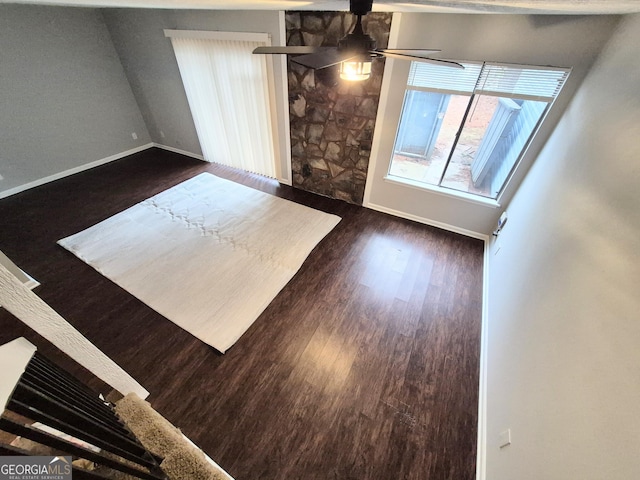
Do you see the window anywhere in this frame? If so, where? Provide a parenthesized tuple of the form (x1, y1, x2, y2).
(389, 61, 570, 199)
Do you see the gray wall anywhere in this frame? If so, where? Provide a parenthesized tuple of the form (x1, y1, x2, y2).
(101, 9, 201, 156)
(102, 9, 291, 183)
(484, 13, 640, 480)
(365, 13, 620, 236)
(0, 5, 150, 196)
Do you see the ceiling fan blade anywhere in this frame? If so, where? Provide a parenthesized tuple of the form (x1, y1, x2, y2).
(377, 51, 465, 69)
(291, 49, 360, 70)
(252, 46, 329, 55)
(377, 48, 441, 56)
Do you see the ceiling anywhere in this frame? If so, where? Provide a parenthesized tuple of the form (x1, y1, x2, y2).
(4, 0, 640, 14)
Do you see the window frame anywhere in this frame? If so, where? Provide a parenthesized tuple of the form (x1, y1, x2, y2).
(387, 61, 571, 201)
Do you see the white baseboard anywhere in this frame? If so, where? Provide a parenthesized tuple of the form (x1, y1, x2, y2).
(475, 241, 490, 480)
(152, 143, 204, 161)
(365, 202, 489, 241)
(0, 143, 154, 200)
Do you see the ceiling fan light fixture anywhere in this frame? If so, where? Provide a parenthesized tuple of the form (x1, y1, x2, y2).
(253, 1, 462, 76)
(339, 58, 372, 82)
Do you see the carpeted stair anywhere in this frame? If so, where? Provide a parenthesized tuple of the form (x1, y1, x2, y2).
(115, 394, 233, 480)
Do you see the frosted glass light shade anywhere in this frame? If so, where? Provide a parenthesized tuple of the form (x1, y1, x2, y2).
(339, 59, 372, 81)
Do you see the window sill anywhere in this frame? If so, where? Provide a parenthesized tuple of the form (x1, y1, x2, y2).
(383, 175, 501, 208)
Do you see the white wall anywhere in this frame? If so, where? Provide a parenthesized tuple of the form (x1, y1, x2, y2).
(0, 250, 38, 290)
(0, 5, 151, 196)
(0, 262, 148, 399)
(366, 13, 620, 236)
(484, 13, 640, 480)
(102, 9, 291, 183)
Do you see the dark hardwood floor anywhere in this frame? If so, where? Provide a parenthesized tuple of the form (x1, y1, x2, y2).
(0, 148, 484, 480)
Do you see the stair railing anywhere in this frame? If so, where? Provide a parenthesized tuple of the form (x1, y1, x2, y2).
(0, 337, 167, 480)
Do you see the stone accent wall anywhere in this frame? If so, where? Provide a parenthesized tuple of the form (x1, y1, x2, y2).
(286, 12, 392, 205)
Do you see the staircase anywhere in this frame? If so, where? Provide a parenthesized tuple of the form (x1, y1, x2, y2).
(0, 337, 233, 480)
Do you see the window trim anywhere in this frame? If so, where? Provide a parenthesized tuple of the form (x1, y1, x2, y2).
(164, 29, 271, 43)
(383, 174, 501, 208)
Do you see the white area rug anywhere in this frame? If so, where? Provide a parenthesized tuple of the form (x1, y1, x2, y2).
(58, 173, 340, 353)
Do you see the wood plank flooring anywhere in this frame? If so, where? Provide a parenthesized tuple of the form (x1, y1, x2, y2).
(0, 148, 484, 479)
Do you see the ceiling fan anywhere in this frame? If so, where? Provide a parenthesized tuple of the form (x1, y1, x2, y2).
(253, 0, 463, 82)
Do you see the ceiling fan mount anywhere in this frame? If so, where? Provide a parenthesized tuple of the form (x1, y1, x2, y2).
(338, 7, 377, 58)
(252, 0, 463, 81)
(348, 0, 373, 16)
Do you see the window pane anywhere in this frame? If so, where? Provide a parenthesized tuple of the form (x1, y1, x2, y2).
(440, 95, 547, 198)
(389, 91, 470, 186)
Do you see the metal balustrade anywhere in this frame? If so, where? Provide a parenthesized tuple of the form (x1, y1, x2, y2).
(1, 343, 167, 480)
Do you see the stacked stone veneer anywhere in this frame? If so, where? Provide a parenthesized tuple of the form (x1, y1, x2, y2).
(286, 11, 391, 205)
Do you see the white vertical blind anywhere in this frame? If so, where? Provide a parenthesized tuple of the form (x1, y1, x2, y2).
(167, 32, 276, 178)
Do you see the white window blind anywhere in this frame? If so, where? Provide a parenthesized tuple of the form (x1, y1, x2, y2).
(475, 63, 571, 102)
(407, 61, 483, 95)
(407, 60, 570, 102)
(166, 30, 276, 178)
